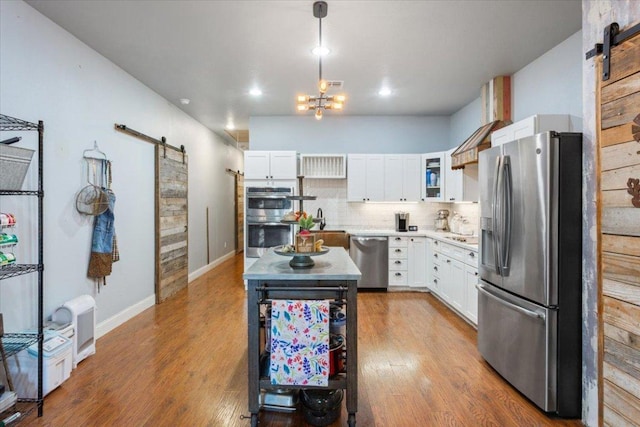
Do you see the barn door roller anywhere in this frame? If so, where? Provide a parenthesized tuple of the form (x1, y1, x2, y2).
(585, 21, 640, 81)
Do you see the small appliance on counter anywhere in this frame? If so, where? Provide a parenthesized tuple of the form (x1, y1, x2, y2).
(395, 212, 409, 232)
(434, 209, 449, 231)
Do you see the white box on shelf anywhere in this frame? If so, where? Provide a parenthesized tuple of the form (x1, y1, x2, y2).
(7, 332, 72, 397)
(0, 391, 18, 413)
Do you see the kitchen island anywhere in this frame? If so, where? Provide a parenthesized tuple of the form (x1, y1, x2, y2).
(243, 247, 361, 427)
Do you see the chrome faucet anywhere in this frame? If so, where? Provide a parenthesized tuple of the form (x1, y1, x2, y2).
(317, 208, 326, 230)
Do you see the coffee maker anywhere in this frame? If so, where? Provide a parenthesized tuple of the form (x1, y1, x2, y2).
(395, 212, 409, 232)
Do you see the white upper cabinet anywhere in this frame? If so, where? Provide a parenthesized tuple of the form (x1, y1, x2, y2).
(421, 152, 445, 202)
(244, 151, 297, 180)
(347, 154, 385, 201)
(444, 148, 479, 202)
(490, 114, 571, 147)
(384, 155, 421, 201)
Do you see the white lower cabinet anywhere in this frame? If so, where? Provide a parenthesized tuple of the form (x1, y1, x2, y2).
(429, 238, 478, 325)
(408, 237, 426, 287)
(389, 236, 427, 287)
(463, 263, 479, 324)
(388, 236, 408, 287)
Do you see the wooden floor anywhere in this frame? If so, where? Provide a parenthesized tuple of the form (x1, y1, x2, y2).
(23, 254, 584, 426)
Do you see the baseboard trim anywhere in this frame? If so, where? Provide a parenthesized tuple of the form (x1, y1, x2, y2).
(96, 294, 155, 339)
(96, 251, 236, 339)
(188, 250, 236, 282)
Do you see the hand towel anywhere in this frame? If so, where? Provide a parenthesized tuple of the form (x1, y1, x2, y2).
(270, 299, 330, 386)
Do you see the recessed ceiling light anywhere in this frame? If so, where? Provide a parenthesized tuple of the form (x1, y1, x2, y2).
(249, 88, 262, 96)
(226, 122, 235, 130)
(179, 98, 190, 105)
(312, 45, 330, 56)
(378, 87, 391, 97)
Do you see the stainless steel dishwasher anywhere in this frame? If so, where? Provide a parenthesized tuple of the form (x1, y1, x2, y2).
(349, 236, 388, 289)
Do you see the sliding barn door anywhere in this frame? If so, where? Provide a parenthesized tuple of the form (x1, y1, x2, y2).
(597, 25, 640, 427)
(236, 173, 244, 254)
(155, 145, 188, 303)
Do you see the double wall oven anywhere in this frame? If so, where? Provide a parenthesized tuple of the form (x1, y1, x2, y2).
(246, 186, 295, 258)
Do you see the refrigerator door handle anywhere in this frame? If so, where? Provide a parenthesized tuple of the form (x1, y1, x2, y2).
(501, 156, 512, 275)
(492, 156, 502, 275)
(476, 284, 545, 320)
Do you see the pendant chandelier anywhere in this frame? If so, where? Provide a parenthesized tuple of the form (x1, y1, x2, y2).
(296, 1, 346, 120)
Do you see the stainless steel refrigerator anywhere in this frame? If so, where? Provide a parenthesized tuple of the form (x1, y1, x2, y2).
(477, 131, 582, 417)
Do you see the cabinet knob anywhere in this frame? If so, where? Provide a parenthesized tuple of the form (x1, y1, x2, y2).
(434, 279, 438, 284)
(433, 253, 438, 258)
(395, 249, 402, 253)
(469, 252, 475, 257)
(395, 237, 401, 241)
(433, 266, 438, 271)
(446, 259, 451, 263)
(395, 272, 402, 277)
(450, 198, 455, 201)
(434, 241, 438, 245)
(475, 272, 478, 276)
(395, 260, 401, 264)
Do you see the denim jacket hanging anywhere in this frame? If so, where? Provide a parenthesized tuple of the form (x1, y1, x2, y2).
(88, 189, 116, 278)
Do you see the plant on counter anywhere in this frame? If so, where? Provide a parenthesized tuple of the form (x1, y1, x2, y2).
(297, 212, 316, 235)
(296, 212, 316, 253)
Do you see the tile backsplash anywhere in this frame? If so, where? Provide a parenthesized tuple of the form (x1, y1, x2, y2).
(300, 179, 480, 234)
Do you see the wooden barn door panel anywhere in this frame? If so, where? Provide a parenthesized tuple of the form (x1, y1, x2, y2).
(597, 24, 640, 427)
(236, 174, 244, 254)
(155, 146, 188, 303)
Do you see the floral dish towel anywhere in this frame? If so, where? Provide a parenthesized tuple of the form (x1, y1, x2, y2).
(270, 300, 330, 386)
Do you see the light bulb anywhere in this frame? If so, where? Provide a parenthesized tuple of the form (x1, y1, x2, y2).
(318, 80, 328, 94)
(297, 95, 309, 103)
(315, 109, 323, 120)
(297, 104, 309, 111)
(312, 45, 330, 56)
(332, 102, 343, 110)
(334, 94, 346, 102)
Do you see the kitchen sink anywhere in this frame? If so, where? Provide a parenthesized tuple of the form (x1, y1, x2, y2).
(310, 230, 349, 249)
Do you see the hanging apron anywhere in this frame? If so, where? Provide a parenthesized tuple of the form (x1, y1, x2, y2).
(87, 189, 116, 279)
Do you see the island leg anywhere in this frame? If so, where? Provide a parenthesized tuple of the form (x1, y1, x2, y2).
(247, 279, 261, 423)
(346, 279, 358, 424)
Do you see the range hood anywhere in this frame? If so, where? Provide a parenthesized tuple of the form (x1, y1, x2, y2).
(450, 76, 511, 170)
(450, 120, 508, 170)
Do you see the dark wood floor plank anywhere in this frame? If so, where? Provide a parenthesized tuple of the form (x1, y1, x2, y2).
(22, 254, 583, 426)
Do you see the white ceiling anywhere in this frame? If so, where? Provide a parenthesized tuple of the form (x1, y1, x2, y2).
(25, 0, 582, 140)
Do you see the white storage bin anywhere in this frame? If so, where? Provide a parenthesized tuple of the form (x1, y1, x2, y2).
(7, 332, 72, 397)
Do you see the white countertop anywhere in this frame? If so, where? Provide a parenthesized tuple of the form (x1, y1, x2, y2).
(344, 228, 479, 251)
(243, 246, 362, 281)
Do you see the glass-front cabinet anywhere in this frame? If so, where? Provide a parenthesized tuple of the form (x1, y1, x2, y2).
(421, 152, 445, 202)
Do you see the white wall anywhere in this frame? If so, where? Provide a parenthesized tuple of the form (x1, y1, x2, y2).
(250, 115, 451, 153)
(450, 31, 583, 142)
(449, 97, 482, 149)
(0, 1, 242, 332)
(512, 30, 583, 130)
